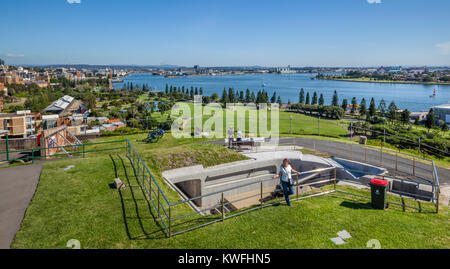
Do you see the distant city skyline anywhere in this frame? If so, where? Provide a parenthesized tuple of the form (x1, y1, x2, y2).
(1, 0, 450, 66)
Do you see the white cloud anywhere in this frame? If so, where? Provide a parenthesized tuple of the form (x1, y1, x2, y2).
(367, 0, 382, 4)
(67, 0, 81, 4)
(5, 53, 25, 58)
(436, 42, 450, 55)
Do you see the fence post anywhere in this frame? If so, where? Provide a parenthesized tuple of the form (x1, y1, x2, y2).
(436, 186, 440, 213)
(221, 192, 225, 221)
(350, 122, 353, 140)
(379, 146, 383, 166)
(413, 157, 416, 176)
(395, 152, 398, 173)
(168, 206, 172, 237)
(6, 134, 9, 162)
(157, 188, 160, 215)
(418, 138, 421, 156)
(364, 146, 367, 163)
(334, 168, 337, 190)
(82, 144, 85, 158)
(296, 174, 299, 200)
(318, 117, 321, 136)
(290, 116, 292, 134)
(260, 181, 263, 208)
(31, 149, 34, 164)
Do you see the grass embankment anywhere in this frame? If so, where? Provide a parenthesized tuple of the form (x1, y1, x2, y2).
(12, 134, 450, 249)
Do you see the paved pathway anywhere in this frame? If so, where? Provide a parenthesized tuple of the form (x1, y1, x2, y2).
(0, 164, 42, 249)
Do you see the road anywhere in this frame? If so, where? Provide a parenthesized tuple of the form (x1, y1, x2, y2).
(0, 164, 42, 249)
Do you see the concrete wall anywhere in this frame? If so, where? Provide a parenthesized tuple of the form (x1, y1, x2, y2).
(0, 137, 38, 151)
(162, 151, 339, 210)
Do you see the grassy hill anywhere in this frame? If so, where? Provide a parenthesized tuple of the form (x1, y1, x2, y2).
(11, 135, 450, 249)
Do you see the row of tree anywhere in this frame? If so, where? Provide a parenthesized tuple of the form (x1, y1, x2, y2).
(289, 103, 345, 119)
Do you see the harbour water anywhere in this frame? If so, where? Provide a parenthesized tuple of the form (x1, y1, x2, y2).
(114, 73, 450, 112)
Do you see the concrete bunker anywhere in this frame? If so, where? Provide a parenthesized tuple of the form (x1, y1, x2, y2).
(162, 150, 432, 214)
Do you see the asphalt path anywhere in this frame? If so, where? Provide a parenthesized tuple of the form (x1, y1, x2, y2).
(0, 164, 42, 249)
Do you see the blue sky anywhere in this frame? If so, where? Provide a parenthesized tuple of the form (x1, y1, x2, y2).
(1, 0, 450, 66)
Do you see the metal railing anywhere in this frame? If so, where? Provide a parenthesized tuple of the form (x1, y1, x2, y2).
(0, 139, 127, 163)
(124, 140, 440, 237)
(281, 136, 440, 186)
(125, 138, 171, 236)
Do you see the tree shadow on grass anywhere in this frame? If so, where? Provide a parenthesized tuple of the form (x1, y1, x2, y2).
(110, 154, 167, 240)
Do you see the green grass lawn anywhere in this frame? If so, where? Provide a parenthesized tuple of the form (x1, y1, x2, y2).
(11, 135, 450, 249)
(169, 104, 347, 138)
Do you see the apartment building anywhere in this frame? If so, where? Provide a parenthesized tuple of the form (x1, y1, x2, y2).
(0, 110, 41, 138)
(0, 72, 24, 85)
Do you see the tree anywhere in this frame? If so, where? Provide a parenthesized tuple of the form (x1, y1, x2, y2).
(378, 99, 386, 117)
(319, 94, 324, 105)
(331, 90, 339, 106)
(341, 99, 348, 111)
(312, 92, 318, 105)
(228, 88, 235, 103)
(387, 101, 398, 122)
(245, 89, 251, 103)
(271, 92, 277, 103)
(305, 92, 310, 105)
(277, 96, 282, 106)
(350, 97, 357, 115)
(425, 108, 436, 131)
(442, 122, 449, 132)
(84, 94, 97, 110)
(299, 88, 305, 104)
(221, 89, 229, 104)
(368, 98, 376, 119)
(251, 92, 256, 103)
(400, 109, 410, 125)
(359, 98, 367, 118)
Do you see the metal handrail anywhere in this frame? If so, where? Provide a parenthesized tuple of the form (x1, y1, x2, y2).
(169, 167, 336, 207)
(126, 138, 170, 206)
